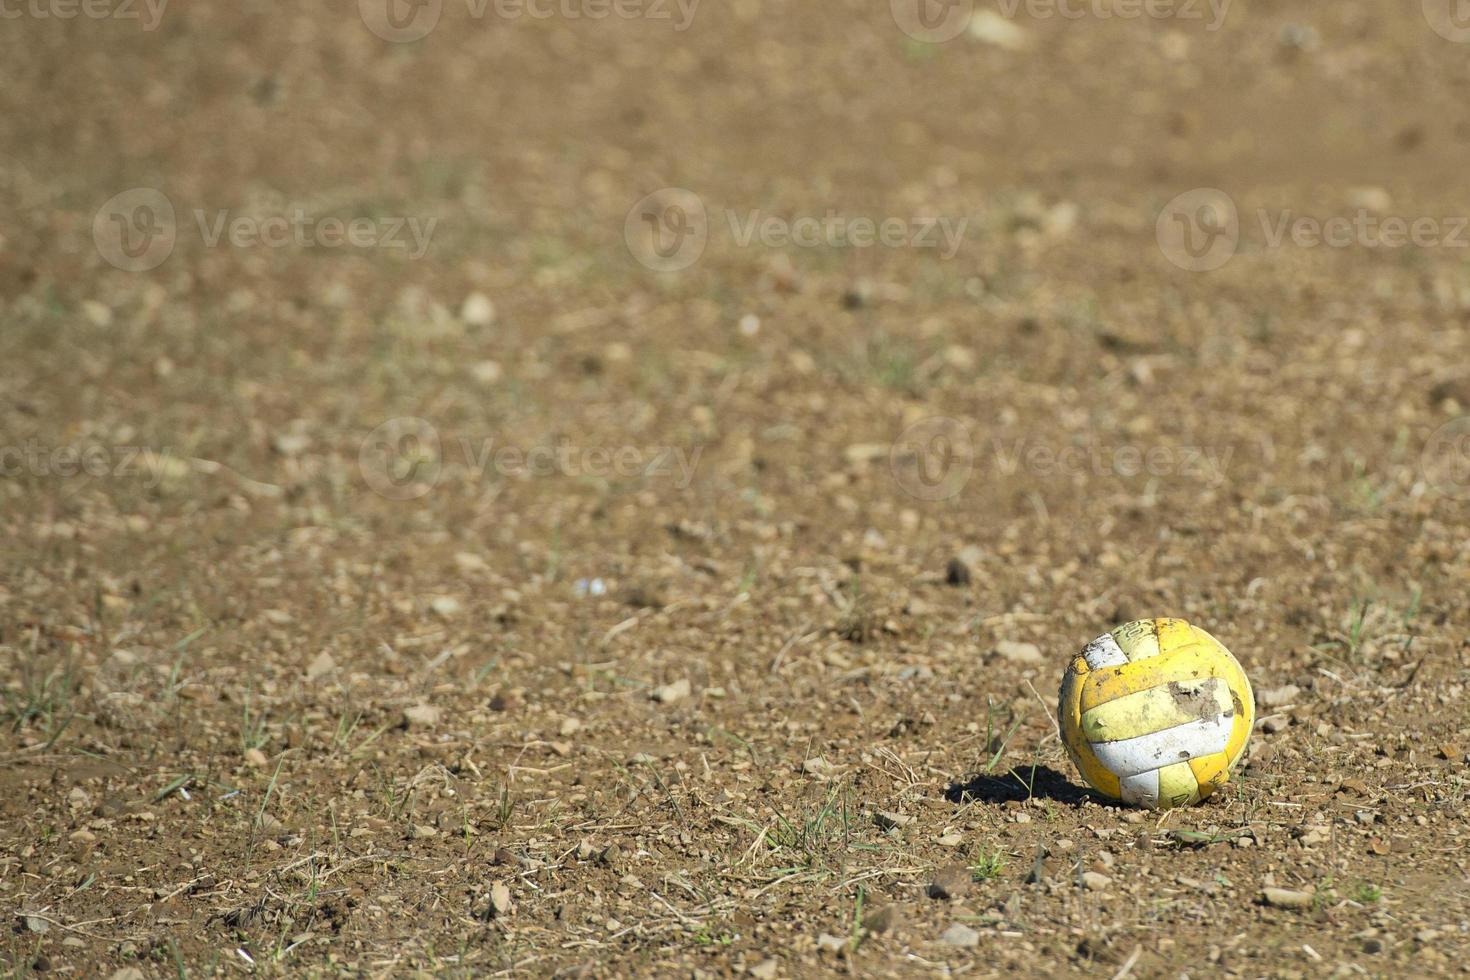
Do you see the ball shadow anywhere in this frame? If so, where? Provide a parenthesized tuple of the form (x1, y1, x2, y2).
(945, 764, 1101, 807)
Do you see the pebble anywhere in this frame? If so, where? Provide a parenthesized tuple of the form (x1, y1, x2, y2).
(489, 881, 512, 917)
(940, 922, 981, 947)
(651, 679, 691, 704)
(1081, 872, 1112, 891)
(996, 641, 1043, 664)
(1261, 888, 1314, 910)
(1258, 685, 1301, 709)
(460, 292, 496, 327)
(862, 903, 903, 934)
(748, 959, 778, 978)
(928, 864, 972, 901)
(402, 704, 441, 729)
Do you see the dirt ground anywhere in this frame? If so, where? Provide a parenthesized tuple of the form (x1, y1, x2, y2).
(3, 1, 1470, 976)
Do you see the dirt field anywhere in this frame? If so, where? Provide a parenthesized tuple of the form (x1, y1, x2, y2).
(4, 1, 1470, 976)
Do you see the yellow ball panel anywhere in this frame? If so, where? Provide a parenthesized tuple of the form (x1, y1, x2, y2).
(1058, 618, 1254, 810)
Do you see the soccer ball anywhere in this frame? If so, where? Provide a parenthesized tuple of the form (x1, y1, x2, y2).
(1058, 618, 1254, 809)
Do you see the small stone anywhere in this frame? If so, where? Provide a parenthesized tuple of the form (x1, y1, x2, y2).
(1258, 685, 1301, 709)
(936, 832, 964, 847)
(273, 431, 312, 457)
(1014, 811, 1032, 824)
(305, 650, 336, 681)
(816, 933, 846, 954)
(110, 969, 146, 980)
(69, 829, 97, 844)
(928, 865, 972, 901)
(560, 717, 583, 737)
(429, 596, 462, 618)
(862, 903, 902, 934)
(748, 958, 778, 979)
(460, 292, 497, 327)
(874, 810, 912, 831)
(81, 300, 113, 327)
(1081, 871, 1112, 891)
(402, 704, 441, 729)
(939, 922, 981, 947)
(995, 641, 1043, 664)
(1261, 888, 1314, 910)
(598, 842, 622, 866)
(651, 679, 691, 704)
(802, 757, 838, 779)
(492, 848, 518, 866)
(968, 10, 1028, 48)
(576, 840, 597, 861)
(489, 881, 512, 917)
(411, 824, 438, 840)
(470, 360, 504, 385)
(244, 747, 269, 767)
(1261, 715, 1290, 734)
(946, 546, 984, 586)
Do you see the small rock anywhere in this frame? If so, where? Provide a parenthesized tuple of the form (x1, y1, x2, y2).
(109, 969, 146, 980)
(748, 958, 779, 979)
(1257, 685, 1301, 709)
(81, 300, 113, 327)
(968, 11, 1029, 49)
(995, 640, 1043, 664)
(946, 546, 984, 586)
(489, 881, 512, 917)
(460, 292, 497, 327)
(598, 842, 622, 866)
(816, 933, 846, 954)
(928, 865, 972, 901)
(862, 903, 903, 934)
(244, 747, 269, 768)
(651, 679, 691, 704)
(802, 757, 839, 779)
(470, 360, 504, 386)
(1261, 714, 1290, 734)
(411, 824, 438, 840)
(939, 922, 980, 947)
(492, 848, 518, 866)
(429, 596, 462, 618)
(936, 832, 964, 847)
(1081, 871, 1112, 891)
(874, 811, 912, 831)
(402, 704, 441, 729)
(1261, 887, 1314, 910)
(560, 717, 583, 737)
(305, 650, 336, 681)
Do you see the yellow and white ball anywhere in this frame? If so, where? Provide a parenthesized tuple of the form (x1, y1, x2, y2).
(1058, 618, 1254, 809)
